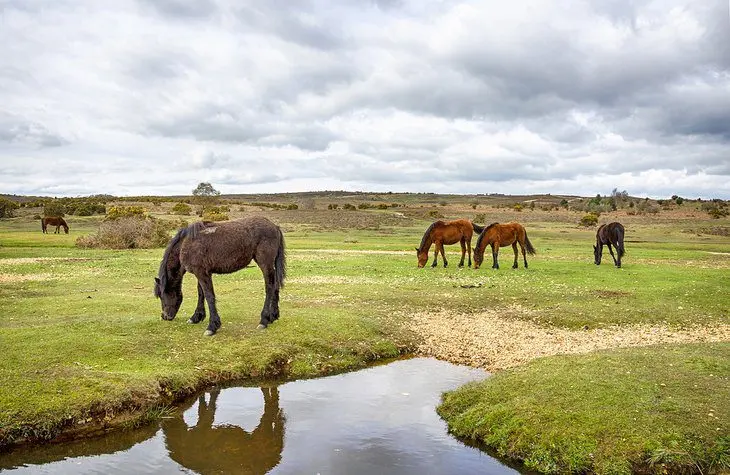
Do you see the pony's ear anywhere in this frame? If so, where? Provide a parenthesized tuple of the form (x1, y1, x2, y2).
(593, 245, 596, 251)
(155, 277, 160, 284)
(415, 247, 419, 252)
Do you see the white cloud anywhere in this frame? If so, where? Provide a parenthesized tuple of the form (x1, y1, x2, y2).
(0, 0, 728, 199)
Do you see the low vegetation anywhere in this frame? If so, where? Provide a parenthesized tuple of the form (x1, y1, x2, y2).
(0, 190, 728, 474)
(439, 343, 730, 474)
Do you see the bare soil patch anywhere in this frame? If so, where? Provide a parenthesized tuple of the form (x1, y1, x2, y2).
(406, 309, 730, 371)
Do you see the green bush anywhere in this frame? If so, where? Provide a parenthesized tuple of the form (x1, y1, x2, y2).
(105, 206, 147, 221)
(76, 217, 171, 249)
(474, 213, 486, 223)
(579, 212, 599, 227)
(0, 197, 20, 219)
(73, 203, 106, 216)
(202, 210, 229, 221)
(43, 201, 66, 218)
(171, 202, 192, 215)
(328, 204, 339, 210)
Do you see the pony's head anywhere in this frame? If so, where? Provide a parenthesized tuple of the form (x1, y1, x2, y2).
(62, 224, 69, 234)
(593, 245, 602, 265)
(154, 276, 183, 320)
(415, 247, 429, 268)
(472, 247, 483, 269)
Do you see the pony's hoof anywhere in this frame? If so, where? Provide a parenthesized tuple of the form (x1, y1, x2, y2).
(256, 324, 267, 330)
(204, 329, 216, 336)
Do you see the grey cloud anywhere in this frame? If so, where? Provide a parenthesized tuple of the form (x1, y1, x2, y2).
(0, 114, 68, 148)
(137, 0, 218, 19)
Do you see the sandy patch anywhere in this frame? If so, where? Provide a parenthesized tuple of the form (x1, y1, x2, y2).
(288, 275, 383, 285)
(0, 273, 55, 283)
(296, 249, 410, 255)
(406, 309, 730, 371)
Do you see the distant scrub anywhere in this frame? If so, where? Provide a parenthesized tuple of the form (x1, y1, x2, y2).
(579, 212, 599, 227)
(0, 197, 19, 219)
(105, 206, 147, 221)
(172, 202, 192, 215)
(76, 216, 175, 249)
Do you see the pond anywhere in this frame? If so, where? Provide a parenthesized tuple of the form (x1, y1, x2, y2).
(0, 358, 524, 474)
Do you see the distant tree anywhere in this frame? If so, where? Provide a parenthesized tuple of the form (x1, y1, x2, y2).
(192, 182, 220, 208)
(43, 201, 66, 217)
(0, 197, 19, 219)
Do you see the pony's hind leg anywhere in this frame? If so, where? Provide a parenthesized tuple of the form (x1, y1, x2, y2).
(458, 239, 466, 267)
(511, 242, 519, 269)
(439, 243, 448, 267)
(187, 282, 207, 324)
(257, 265, 277, 329)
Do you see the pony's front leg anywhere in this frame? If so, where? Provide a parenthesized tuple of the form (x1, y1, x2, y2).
(196, 273, 221, 336)
(511, 242, 519, 269)
(187, 282, 207, 324)
(458, 239, 466, 267)
(431, 245, 439, 268)
(607, 243, 619, 267)
(491, 243, 500, 269)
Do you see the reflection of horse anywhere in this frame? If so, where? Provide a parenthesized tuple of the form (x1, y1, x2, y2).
(415, 219, 484, 268)
(41, 216, 69, 234)
(162, 387, 285, 475)
(594, 222, 625, 268)
(473, 222, 536, 270)
(154, 216, 286, 335)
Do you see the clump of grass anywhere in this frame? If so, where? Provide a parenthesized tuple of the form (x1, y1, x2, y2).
(438, 342, 730, 474)
(75, 217, 173, 249)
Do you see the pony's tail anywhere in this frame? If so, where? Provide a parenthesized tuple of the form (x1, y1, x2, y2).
(274, 228, 286, 289)
(524, 231, 537, 255)
(472, 222, 484, 234)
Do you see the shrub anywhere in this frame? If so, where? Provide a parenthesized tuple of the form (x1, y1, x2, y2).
(0, 197, 20, 219)
(201, 210, 229, 221)
(428, 210, 444, 218)
(43, 201, 66, 218)
(579, 212, 599, 227)
(342, 203, 356, 210)
(514, 204, 523, 212)
(377, 203, 389, 209)
(474, 213, 486, 223)
(172, 202, 192, 215)
(328, 204, 339, 210)
(73, 203, 106, 216)
(105, 206, 147, 221)
(358, 203, 372, 209)
(286, 203, 298, 210)
(76, 217, 171, 249)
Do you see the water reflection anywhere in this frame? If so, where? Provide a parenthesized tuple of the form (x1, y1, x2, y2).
(162, 388, 284, 474)
(0, 358, 523, 474)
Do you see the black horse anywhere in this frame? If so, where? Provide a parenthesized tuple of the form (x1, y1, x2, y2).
(594, 222, 625, 268)
(154, 216, 286, 336)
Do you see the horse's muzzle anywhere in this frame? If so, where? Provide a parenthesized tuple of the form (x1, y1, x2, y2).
(161, 312, 174, 321)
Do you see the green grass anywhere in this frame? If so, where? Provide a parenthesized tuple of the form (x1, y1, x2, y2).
(438, 343, 730, 474)
(0, 209, 729, 471)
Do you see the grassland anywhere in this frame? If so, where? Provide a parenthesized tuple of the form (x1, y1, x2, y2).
(0, 193, 729, 473)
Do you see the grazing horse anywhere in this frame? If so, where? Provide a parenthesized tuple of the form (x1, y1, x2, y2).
(594, 222, 625, 268)
(41, 216, 69, 234)
(154, 216, 286, 336)
(473, 222, 536, 270)
(416, 219, 484, 268)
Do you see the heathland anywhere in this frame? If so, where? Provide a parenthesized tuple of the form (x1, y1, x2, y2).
(0, 191, 728, 474)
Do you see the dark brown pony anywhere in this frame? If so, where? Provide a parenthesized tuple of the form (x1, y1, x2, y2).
(154, 216, 286, 336)
(473, 222, 536, 269)
(416, 219, 484, 268)
(41, 216, 69, 234)
(594, 222, 625, 267)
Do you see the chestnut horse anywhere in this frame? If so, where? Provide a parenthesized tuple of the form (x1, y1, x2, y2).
(155, 216, 286, 336)
(416, 219, 484, 268)
(473, 222, 536, 270)
(41, 216, 69, 234)
(594, 222, 625, 268)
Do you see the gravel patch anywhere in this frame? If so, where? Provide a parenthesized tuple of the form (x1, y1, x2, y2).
(406, 309, 730, 371)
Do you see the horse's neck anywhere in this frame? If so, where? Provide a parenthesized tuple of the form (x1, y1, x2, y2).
(419, 233, 433, 252)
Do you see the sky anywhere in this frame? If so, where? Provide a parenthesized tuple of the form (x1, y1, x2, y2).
(1, 0, 729, 199)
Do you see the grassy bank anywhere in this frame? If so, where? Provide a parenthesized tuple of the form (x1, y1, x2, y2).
(1, 201, 729, 468)
(438, 343, 730, 474)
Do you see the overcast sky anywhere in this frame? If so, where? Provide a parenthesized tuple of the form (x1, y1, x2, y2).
(1, 0, 729, 199)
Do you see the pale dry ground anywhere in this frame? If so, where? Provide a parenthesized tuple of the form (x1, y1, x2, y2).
(406, 308, 730, 371)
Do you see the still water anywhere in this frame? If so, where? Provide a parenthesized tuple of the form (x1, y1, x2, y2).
(1, 358, 523, 474)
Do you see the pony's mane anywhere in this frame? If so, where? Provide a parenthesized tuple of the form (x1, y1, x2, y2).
(418, 221, 440, 253)
(156, 221, 215, 291)
(475, 222, 499, 250)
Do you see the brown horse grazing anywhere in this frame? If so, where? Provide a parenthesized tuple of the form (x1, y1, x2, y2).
(154, 216, 286, 336)
(595, 222, 625, 268)
(473, 222, 536, 270)
(416, 219, 484, 268)
(41, 216, 69, 234)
